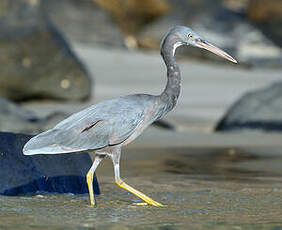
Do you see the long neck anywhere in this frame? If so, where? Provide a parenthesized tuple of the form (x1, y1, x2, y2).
(160, 35, 182, 113)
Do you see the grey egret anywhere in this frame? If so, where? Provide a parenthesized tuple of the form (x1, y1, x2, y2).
(23, 26, 237, 207)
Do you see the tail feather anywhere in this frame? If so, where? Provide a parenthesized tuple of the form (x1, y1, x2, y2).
(23, 129, 85, 155)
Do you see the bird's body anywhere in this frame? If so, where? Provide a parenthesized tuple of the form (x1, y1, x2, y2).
(24, 94, 164, 154)
(23, 26, 237, 207)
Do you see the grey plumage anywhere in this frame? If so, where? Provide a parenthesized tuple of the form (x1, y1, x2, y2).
(24, 94, 161, 154)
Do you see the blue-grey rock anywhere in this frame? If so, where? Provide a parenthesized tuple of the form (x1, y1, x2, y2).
(0, 132, 99, 196)
(215, 82, 282, 132)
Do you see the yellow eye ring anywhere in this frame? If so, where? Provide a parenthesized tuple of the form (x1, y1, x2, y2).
(188, 33, 194, 39)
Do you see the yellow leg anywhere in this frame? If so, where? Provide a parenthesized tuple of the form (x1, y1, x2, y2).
(86, 172, 95, 206)
(86, 155, 104, 206)
(116, 179, 163, 207)
(111, 146, 163, 207)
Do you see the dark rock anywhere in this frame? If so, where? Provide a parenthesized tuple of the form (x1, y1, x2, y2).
(43, 0, 125, 47)
(0, 0, 92, 101)
(137, 0, 282, 68)
(0, 97, 67, 134)
(0, 132, 99, 196)
(215, 82, 282, 132)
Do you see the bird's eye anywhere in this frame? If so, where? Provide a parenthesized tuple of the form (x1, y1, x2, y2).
(188, 33, 194, 39)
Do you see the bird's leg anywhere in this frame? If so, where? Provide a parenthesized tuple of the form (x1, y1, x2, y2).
(86, 155, 105, 206)
(110, 147, 163, 207)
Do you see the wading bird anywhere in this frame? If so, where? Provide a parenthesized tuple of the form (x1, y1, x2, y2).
(23, 26, 237, 207)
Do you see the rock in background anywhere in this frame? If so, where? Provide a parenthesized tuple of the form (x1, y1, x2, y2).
(0, 0, 92, 101)
(0, 132, 99, 196)
(93, 0, 171, 35)
(0, 97, 67, 134)
(215, 82, 282, 132)
(43, 0, 126, 47)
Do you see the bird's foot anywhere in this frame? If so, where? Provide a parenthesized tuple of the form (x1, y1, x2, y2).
(89, 198, 96, 206)
(133, 200, 164, 207)
(142, 198, 164, 207)
(133, 202, 148, 206)
(133, 201, 164, 207)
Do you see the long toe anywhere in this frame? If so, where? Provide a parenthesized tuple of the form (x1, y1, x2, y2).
(143, 197, 164, 207)
(134, 202, 148, 206)
(149, 200, 164, 207)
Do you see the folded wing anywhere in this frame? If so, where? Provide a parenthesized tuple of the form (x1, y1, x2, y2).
(23, 95, 149, 155)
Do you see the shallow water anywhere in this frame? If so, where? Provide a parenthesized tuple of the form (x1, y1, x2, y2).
(1, 147, 282, 230)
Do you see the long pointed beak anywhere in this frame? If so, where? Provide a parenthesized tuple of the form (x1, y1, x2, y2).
(195, 39, 237, 64)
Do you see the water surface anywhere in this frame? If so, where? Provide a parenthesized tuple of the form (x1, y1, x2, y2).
(1, 147, 282, 230)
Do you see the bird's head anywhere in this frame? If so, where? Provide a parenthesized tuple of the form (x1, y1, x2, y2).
(163, 26, 237, 64)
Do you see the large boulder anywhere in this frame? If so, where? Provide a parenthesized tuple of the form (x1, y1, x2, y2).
(215, 82, 282, 132)
(0, 97, 67, 134)
(0, 0, 92, 101)
(0, 132, 99, 196)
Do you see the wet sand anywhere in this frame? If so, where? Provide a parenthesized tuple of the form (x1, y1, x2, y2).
(1, 147, 282, 230)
